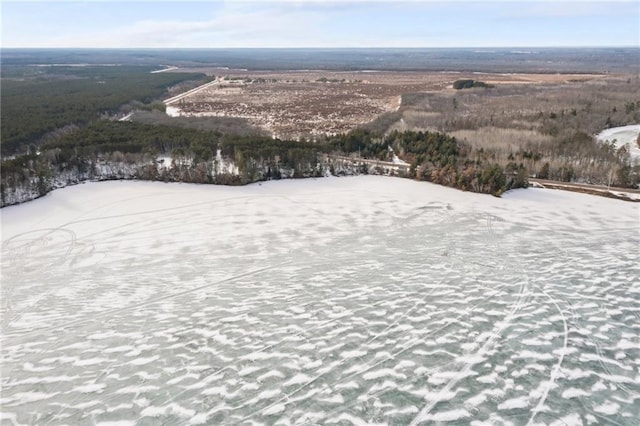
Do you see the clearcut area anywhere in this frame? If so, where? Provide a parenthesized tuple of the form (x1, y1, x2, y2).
(1, 176, 639, 425)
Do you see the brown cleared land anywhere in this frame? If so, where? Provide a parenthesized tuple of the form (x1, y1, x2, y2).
(166, 69, 606, 140)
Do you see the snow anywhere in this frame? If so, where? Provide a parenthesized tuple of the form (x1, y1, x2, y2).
(1, 176, 639, 425)
(498, 396, 530, 410)
(73, 383, 107, 393)
(593, 402, 620, 415)
(340, 349, 367, 359)
(423, 409, 471, 422)
(150, 66, 178, 74)
(165, 106, 182, 117)
(392, 154, 408, 165)
(596, 124, 640, 162)
(562, 388, 590, 399)
(118, 112, 133, 122)
(262, 403, 286, 416)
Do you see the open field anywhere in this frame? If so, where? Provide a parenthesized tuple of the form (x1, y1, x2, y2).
(165, 70, 606, 140)
(2, 177, 639, 425)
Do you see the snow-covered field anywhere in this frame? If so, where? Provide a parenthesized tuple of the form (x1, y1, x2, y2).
(1, 176, 639, 425)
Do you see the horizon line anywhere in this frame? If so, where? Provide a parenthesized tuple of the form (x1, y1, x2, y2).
(3, 45, 639, 50)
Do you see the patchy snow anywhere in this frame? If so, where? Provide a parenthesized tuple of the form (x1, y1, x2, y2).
(610, 190, 640, 200)
(392, 154, 409, 165)
(165, 106, 182, 117)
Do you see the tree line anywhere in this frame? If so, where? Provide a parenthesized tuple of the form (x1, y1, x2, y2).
(329, 129, 525, 195)
(1, 121, 526, 206)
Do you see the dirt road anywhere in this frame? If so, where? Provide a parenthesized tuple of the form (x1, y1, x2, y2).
(530, 178, 640, 202)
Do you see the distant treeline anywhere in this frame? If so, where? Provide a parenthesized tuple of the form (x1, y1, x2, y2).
(3, 48, 638, 73)
(1, 66, 205, 156)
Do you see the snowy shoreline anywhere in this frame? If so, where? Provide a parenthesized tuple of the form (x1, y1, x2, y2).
(4, 166, 639, 210)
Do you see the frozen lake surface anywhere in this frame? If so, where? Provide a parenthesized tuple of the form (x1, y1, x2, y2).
(1, 176, 639, 425)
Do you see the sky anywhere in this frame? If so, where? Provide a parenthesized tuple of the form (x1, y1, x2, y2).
(2, 1, 639, 48)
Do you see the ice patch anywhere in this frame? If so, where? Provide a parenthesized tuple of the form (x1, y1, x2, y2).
(363, 368, 406, 381)
(522, 338, 552, 346)
(256, 388, 281, 400)
(327, 413, 386, 426)
(116, 385, 159, 394)
(340, 349, 367, 359)
(129, 355, 159, 366)
(335, 381, 359, 390)
(104, 346, 136, 353)
(263, 403, 286, 416)
(239, 365, 262, 376)
(257, 370, 285, 382)
(9, 392, 58, 403)
(141, 403, 195, 418)
(477, 372, 499, 384)
(593, 402, 620, 415)
(283, 373, 311, 387)
(514, 350, 554, 361)
(465, 393, 487, 406)
(616, 339, 639, 350)
(22, 362, 54, 372)
(395, 360, 416, 369)
(413, 388, 459, 402)
(201, 386, 226, 396)
(550, 413, 583, 426)
(303, 359, 322, 370)
(73, 383, 106, 393)
(423, 409, 471, 422)
(189, 413, 209, 425)
(75, 357, 108, 366)
(319, 394, 344, 404)
(498, 396, 530, 410)
(562, 388, 590, 399)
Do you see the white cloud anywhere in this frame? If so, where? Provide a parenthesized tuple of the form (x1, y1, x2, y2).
(4, 1, 637, 48)
(45, 4, 329, 48)
(34, 3, 437, 48)
(500, 1, 631, 18)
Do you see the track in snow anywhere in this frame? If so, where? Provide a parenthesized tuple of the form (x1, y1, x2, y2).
(1, 177, 638, 425)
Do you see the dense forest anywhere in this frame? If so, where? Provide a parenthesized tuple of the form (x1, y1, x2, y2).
(1, 65, 205, 156)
